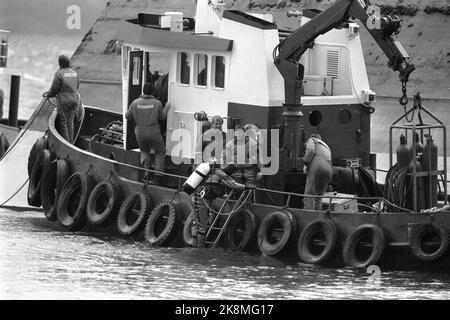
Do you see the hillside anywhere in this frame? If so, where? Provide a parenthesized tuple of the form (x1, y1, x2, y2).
(70, 0, 449, 107)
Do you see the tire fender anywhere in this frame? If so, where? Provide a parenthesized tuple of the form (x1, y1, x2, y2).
(56, 172, 95, 231)
(86, 180, 123, 227)
(342, 224, 385, 268)
(145, 200, 181, 246)
(257, 210, 297, 256)
(297, 219, 337, 264)
(117, 192, 153, 236)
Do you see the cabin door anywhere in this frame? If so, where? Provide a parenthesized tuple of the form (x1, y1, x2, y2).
(126, 50, 144, 150)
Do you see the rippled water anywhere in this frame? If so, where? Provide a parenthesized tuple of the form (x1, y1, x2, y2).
(1, 208, 450, 300)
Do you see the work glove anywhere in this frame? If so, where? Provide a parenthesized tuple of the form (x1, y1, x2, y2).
(303, 165, 309, 175)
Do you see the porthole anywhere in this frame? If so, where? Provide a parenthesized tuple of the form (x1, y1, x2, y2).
(309, 111, 322, 127)
(339, 109, 352, 125)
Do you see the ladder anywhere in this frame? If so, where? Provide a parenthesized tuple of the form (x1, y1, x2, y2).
(205, 189, 253, 248)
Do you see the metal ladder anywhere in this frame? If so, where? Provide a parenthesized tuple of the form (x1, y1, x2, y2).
(205, 189, 253, 248)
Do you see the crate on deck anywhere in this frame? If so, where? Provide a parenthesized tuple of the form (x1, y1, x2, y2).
(321, 192, 358, 212)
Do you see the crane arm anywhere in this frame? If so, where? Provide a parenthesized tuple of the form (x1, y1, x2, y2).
(274, 0, 415, 106)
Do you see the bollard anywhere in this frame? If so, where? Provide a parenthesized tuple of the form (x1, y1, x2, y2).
(8, 75, 20, 127)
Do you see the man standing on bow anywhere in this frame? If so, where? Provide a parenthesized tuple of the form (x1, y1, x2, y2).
(44, 55, 80, 143)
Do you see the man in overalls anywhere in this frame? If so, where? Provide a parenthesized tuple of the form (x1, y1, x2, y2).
(303, 133, 332, 210)
(44, 55, 79, 143)
(125, 82, 170, 184)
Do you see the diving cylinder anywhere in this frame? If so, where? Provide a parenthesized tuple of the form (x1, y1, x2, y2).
(181, 162, 211, 195)
(396, 134, 411, 169)
(411, 131, 423, 157)
(406, 159, 425, 211)
(423, 134, 438, 208)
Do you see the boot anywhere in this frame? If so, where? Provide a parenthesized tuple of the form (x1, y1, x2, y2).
(154, 153, 166, 173)
(197, 233, 206, 248)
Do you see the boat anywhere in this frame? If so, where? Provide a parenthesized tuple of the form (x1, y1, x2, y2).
(4, 0, 450, 269)
(0, 29, 24, 159)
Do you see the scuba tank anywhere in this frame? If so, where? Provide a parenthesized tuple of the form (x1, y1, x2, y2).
(181, 162, 211, 195)
(405, 158, 426, 211)
(422, 134, 438, 208)
(396, 134, 411, 169)
(411, 131, 423, 157)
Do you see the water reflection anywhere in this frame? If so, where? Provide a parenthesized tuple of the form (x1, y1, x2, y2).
(1, 208, 450, 299)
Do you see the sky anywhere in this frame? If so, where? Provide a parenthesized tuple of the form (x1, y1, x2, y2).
(0, 0, 108, 36)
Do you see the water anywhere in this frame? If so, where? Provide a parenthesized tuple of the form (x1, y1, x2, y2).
(2, 208, 450, 300)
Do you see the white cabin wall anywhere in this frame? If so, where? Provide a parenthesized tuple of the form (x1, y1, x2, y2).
(166, 49, 232, 161)
(195, 0, 223, 36)
(219, 17, 282, 107)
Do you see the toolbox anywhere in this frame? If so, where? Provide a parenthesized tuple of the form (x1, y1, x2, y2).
(321, 192, 358, 212)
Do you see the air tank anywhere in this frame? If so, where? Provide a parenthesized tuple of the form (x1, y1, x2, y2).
(411, 131, 423, 157)
(422, 134, 438, 208)
(396, 134, 411, 169)
(406, 159, 425, 211)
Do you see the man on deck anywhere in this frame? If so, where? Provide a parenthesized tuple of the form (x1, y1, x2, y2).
(125, 82, 170, 184)
(44, 55, 80, 143)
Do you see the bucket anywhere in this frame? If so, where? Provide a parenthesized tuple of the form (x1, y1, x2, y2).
(164, 12, 183, 32)
(0, 30, 10, 68)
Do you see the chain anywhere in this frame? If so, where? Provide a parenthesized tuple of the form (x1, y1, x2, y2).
(399, 81, 408, 106)
(399, 81, 415, 123)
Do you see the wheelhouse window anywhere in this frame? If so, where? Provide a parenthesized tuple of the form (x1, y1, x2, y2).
(212, 55, 225, 89)
(194, 54, 208, 87)
(178, 52, 190, 85)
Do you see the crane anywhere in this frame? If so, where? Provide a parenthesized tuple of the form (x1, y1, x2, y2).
(273, 0, 416, 171)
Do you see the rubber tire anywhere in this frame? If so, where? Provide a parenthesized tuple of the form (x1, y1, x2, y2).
(297, 219, 337, 264)
(182, 211, 197, 247)
(56, 172, 95, 231)
(145, 200, 180, 246)
(409, 222, 450, 263)
(27, 136, 48, 177)
(40, 159, 58, 221)
(342, 224, 385, 268)
(227, 209, 256, 251)
(56, 159, 71, 199)
(257, 210, 297, 256)
(117, 192, 153, 236)
(28, 149, 53, 207)
(86, 180, 122, 227)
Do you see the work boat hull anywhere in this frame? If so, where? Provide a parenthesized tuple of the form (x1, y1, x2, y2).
(23, 104, 450, 270)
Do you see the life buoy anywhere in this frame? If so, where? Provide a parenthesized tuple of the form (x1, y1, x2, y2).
(182, 211, 197, 247)
(28, 149, 53, 207)
(297, 219, 337, 264)
(342, 224, 385, 268)
(409, 222, 450, 263)
(227, 209, 256, 251)
(56, 172, 95, 231)
(86, 180, 122, 227)
(116, 192, 153, 236)
(257, 210, 297, 256)
(27, 136, 48, 177)
(145, 200, 181, 246)
(40, 159, 58, 221)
